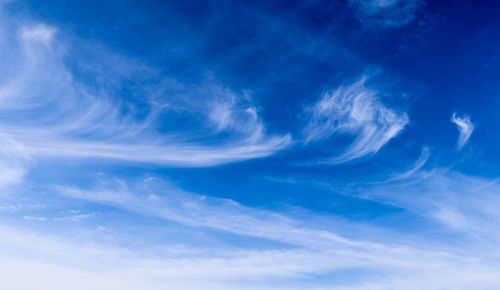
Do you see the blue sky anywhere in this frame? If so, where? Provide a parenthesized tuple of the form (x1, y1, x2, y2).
(1, 0, 500, 289)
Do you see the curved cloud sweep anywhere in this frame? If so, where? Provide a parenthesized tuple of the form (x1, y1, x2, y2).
(0, 23, 291, 168)
(304, 76, 409, 163)
(451, 113, 474, 150)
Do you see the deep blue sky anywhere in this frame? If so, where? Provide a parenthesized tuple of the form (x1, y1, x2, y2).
(1, 1, 500, 289)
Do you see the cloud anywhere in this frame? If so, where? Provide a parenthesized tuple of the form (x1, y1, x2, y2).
(451, 113, 474, 150)
(1, 3, 499, 290)
(0, 21, 291, 169)
(349, 0, 423, 27)
(0, 175, 498, 289)
(304, 76, 408, 163)
(23, 216, 47, 221)
(20, 24, 56, 44)
(387, 146, 430, 181)
(0, 135, 30, 190)
(362, 168, 500, 247)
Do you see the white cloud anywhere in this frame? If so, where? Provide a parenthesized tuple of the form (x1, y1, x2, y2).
(304, 76, 408, 163)
(23, 216, 47, 221)
(2, 5, 499, 290)
(208, 88, 265, 142)
(363, 168, 500, 247)
(20, 25, 55, 44)
(0, 21, 291, 169)
(349, 0, 423, 27)
(451, 113, 474, 150)
(0, 135, 30, 190)
(387, 146, 429, 181)
(0, 175, 499, 289)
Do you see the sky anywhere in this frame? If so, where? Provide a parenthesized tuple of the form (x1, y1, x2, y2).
(1, 0, 500, 289)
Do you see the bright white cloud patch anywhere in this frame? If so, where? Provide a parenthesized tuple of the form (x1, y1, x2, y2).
(451, 113, 474, 150)
(304, 76, 409, 163)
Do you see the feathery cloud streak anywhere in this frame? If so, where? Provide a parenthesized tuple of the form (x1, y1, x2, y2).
(451, 113, 474, 150)
(362, 168, 500, 247)
(2, 173, 500, 289)
(1, 1, 498, 289)
(0, 22, 290, 168)
(387, 146, 430, 181)
(304, 76, 408, 163)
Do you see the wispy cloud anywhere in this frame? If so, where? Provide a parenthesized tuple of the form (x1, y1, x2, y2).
(0, 22, 291, 169)
(1, 2, 498, 290)
(363, 168, 500, 247)
(0, 175, 498, 289)
(349, 0, 424, 27)
(451, 113, 474, 150)
(387, 146, 430, 181)
(304, 76, 408, 163)
(23, 215, 47, 221)
(0, 135, 30, 190)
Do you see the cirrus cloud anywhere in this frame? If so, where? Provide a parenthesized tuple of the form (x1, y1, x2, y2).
(304, 76, 409, 163)
(451, 113, 474, 150)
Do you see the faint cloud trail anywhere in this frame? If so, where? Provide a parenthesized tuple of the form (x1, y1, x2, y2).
(349, 0, 424, 27)
(451, 112, 474, 150)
